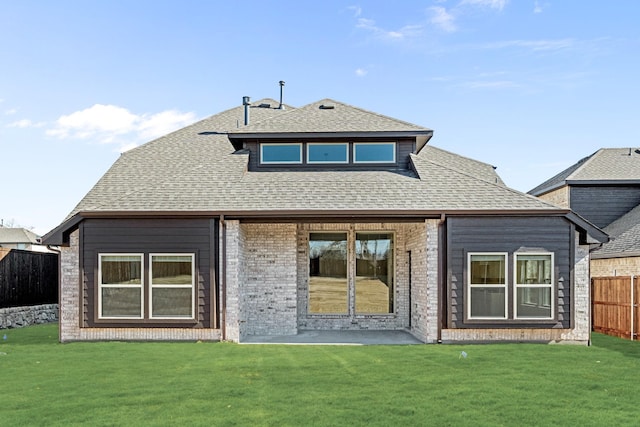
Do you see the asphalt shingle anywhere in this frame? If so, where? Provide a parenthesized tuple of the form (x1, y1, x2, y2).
(65, 98, 562, 219)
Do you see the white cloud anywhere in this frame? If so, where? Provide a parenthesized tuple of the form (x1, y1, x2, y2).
(483, 38, 575, 51)
(137, 110, 198, 140)
(348, 5, 362, 18)
(429, 6, 457, 33)
(355, 68, 368, 77)
(460, 0, 508, 10)
(7, 119, 45, 128)
(4, 108, 17, 115)
(533, 1, 544, 13)
(355, 17, 423, 41)
(46, 104, 198, 150)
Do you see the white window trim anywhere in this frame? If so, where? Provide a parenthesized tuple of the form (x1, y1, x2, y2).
(307, 232, 349, 315)
(306, 142, 349, 164)
(353, 142, 396, 164)
(514, 252, 554, 320)
(98, 253, 144, 320)
(260, 143, 303, 164)
(354, 231, 396, 315)
(467, 252, 508, 320)
(149, 253, 196, 320)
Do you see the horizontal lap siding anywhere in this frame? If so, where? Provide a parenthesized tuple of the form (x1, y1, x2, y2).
(447, 216, 572, 329)
(82, 218, 215, 328)
(570, 186, 640, 228)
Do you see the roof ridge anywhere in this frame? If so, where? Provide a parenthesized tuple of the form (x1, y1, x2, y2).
(565, 148, 603, 180)
(412, 153, 564, 209)
(421, 144, 498, 172)
(318, 98, 430, 130)
(229, 98, 298, 130)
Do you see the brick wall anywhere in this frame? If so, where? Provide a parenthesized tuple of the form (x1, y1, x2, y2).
(241, 223, 298, 337)
(537, 185, 569, 208)
(591, 256, 640, 277)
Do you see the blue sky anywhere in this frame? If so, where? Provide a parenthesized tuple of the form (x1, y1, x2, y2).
(1, 0, 639, 235)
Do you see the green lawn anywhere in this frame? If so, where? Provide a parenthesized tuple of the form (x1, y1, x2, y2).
(2, 324, 640, 426)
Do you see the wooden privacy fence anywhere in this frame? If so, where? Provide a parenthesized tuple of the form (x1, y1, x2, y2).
(592, 276, 640, 340)
(0, 248, 58, 308)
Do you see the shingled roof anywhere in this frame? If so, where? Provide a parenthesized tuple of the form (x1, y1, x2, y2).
(592, 204, 640, 258)
(45, 97, 608, 245)
(529, 148, 640, 196)
(0, 228, 41, 245)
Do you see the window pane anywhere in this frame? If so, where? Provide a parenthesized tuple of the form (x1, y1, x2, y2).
(101, 287, 141, 318)
(470, 254, 505, 284)
(354, 143, 395, 163)
(152, 288, 192, 317)
(261, 144, 301, 163)
(355, 233, 394, 314)
(516, 287, 552, 318)
(516, 254, 552, 284)
(308, 144, 348, 163)
(470, 287, 505, 318)
(152, 255, 193, 285)
(309, 233, 348, 314)
(101, 256, 141, 285)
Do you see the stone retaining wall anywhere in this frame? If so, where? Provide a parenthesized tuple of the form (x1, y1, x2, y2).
(0, 304, 59, 329)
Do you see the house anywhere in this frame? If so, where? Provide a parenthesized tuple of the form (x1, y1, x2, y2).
(529, 148, 640, 277)
(0, 227, 52, 253)
(43, 96, 607, 344)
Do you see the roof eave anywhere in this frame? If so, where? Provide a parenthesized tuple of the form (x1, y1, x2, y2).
(564, 211, 609, 244)
(227, 130, 434, 140)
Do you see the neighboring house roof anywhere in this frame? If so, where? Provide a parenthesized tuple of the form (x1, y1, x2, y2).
(0, 228, 41, 245)
(592, 204, 640, 259)
(44, 97, 606, 245)
(529, 148, 640, 195)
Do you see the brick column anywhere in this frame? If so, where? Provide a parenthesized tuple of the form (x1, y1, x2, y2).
(561, 232, 591, 344)
(59, 229, 81, 342)
(224, 220, 244, 342)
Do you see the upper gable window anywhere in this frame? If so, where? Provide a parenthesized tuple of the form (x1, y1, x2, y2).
(307, 143, 349, 164)
(260, 143, 302, 164)
(353, 142, 396, 163)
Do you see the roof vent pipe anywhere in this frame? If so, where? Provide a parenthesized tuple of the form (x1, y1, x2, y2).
(242, 96, 251, 125)
(278, 81, 285, 110)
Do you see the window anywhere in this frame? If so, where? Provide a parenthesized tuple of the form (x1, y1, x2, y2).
(307, 143, 349, 164)
(308, 231, 395, 315)
(355, 233, 394, 314)
(468, 253, 507, 319)
(353, 143, 396, 163)
(99, 254, 144, 319)
(260, 143, 302, 164)
(515, 253, 553, 319)
(150, 254, 195, 319)
(98, 253, 195, 321)
(308, 233, 348, 314)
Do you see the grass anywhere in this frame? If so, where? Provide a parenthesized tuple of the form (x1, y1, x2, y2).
(2, 324, 640, 426)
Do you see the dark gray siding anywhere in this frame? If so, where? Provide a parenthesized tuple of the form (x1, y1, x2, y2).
(81, 218, 217, 328)
(446, 216, 572, 329)
(570, 185, 640, 228)
(244, 138, 416, 173)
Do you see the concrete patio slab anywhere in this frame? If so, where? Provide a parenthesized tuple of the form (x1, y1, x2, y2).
(240, 329, 423, 345)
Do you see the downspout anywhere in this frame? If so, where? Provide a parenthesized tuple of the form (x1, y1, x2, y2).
(220, 215, 227, 341)
(437, 213, 446, 344)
